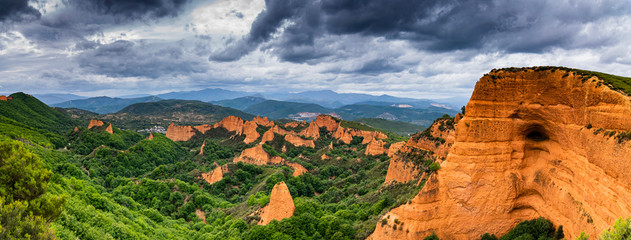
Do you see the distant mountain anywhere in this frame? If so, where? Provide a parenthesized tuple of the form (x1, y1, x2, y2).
(243, 100, 340, 120)
(113, 99, 255, 129)
(53, 96, 162, 114)
(212, 96, 267, 110)
(334, 104, 457, 126)
(353, 118, 425, 136)
(353, 100, 448, 110)
(33, 93, 87, 105)
(267, 90, 452, 109)
(156, 88, 256, 102)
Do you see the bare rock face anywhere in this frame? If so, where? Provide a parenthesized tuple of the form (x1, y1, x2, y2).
(406, 118, 455, 159)
(384, 152, 422, 184)
(243, 121, 260, 144)
(333, 127, 388, 144)
(88, 119, 105, 129)
(0, 95, 12, 101)
(253, 116, 274, 127)
(166, 123, 197, 141)
(199, 140, 206, 156)
(234, 145, 284, 165)
(105, 124, 113, 134)
(315, 115, 339, 132)
(299, 122, 321, 139)
(371, 68, 631, 240)
(284, 134, 315, 148)
(259, 182, 295, 225)
(201, 165, 227, 185)
(387, 142, 406, 157)
(365, 140, 388, 155)
(213, 116, 245, 135)
(286, 162, 308, 177)
(193, 124, 213, 134)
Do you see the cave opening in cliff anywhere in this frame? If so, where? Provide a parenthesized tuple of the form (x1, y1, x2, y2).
(525, 127, 549, 142)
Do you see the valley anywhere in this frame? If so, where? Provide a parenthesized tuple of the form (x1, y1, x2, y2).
(1, 67, 631, 240)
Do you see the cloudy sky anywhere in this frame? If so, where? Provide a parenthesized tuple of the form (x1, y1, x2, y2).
(1, 0, 631, 102)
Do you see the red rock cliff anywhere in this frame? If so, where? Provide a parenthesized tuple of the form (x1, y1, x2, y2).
(259, 182, 295, 225)
(371, 68, 631, 239)
(88, 119, 105, 129)
(166, 123, 197, 141)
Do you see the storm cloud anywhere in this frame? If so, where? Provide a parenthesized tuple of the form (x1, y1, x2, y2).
(0, 0, 40, 22)
(1, 0, 630, 103)
(210, 0, 631, 63)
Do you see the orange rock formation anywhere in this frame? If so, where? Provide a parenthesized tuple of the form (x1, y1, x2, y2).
(253, 116, 274, 127)
(88, 119, 105, 129)
(315, 115, 339, 132)
(259, 182, 295, 225)
(333, 127, 388, 144)
(201, 165, 227, 185)
(387, 142, 406, 157)
(199, 140, 206, 156)
(0, 95, 12, 101)
(299, 122, 321, 139)
(105, 124, 113, 134)
(365, 140, 387, 155)
(234, 145, 284, 165)
(166, 123, 197, 141)
(213, 116, 245, 134)
(284, 134, 315, 148)
(371, 68, 631, 240)
(286, 162, 308, 177)
(243, 121, 260, 144)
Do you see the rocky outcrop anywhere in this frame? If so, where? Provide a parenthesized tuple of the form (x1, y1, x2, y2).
(234, 145, 284, 165)
(253, 116, 274, 127)
(88, 119, 105, 129)
(0, 95, 12, 101)
(105, 124, 113, 134)
(284, 134, 315, 148)
(316, 115, 339, 132)
(199, 140, 206, 156)
(371, 67, 631, 240)
(387, 142, 406, 157)
(365, 140, 388, 155)
(166, 116, 259, 143)
(166, 123, 197, 141)
(406, 118, 455, 159)
(299, 122, 320, 139)
(259, 182, 295, 225)
(286, 162, 308, 177)
(213, 116, 245, 135)
(201, 165, 227, 185)
(333, 127, 388, 144)
(243, 121, 260, 144)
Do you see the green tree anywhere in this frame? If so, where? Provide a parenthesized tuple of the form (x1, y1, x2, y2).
(600, 218, 631, 240)
(554, 225, 564, 239)
(0, 141, 66, 239)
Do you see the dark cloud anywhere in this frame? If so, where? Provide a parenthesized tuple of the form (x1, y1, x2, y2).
(76, 40, 207, 78)
(210, 0, 631, 63)
(0, 0, 40, 22)
(67, 0, 190, 21)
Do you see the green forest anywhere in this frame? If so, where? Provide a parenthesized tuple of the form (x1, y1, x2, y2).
(0, 92, 628, 240)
